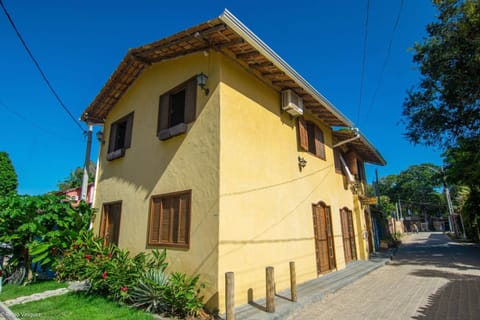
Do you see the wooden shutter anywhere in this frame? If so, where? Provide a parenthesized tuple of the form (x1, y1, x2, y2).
(124, 113, 134, 149)
(149, 199, 161, 244)
(298, 117, 308, 151)
(184, 78, 197, 124)
(344, 152, 358, 175)
(158, 93, 170, 134)
(314, 126, 325, 159)
(334, 149, 342, 173)
(107, 123, 117, 153)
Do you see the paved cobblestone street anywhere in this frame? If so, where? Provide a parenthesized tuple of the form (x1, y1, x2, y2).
(290, 232, 480, 320)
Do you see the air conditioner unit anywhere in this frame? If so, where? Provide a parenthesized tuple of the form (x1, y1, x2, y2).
(281, 89, 304, 117)
(70, 195, 79, 201)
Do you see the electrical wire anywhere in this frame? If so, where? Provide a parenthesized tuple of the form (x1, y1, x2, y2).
(0, 99, 78, 140)
(356, 0, 371, 125)
(363, 0, 404, 124)
(0, 0, 86, 133)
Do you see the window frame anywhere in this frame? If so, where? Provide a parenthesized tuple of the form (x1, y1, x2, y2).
(157, 77, 197, 141)
(147, 190, 192, 249)
(107, 112, 134, 161)
(298, 117, 326, 160)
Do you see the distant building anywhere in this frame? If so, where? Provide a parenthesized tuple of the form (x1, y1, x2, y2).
(58, 183, 94, 206)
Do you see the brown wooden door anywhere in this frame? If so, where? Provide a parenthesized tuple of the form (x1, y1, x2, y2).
(364, 210, 374, 254)
(340, 208, 357, 263)
(312, 203, 336, 274)
(100, 202, 122, 245)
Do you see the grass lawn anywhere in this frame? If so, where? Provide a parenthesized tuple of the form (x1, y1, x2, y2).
(0, 280, 68, 301)
(9, 292, 154, 320)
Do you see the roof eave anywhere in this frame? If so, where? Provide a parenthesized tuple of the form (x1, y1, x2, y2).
(219, 9, 354, 128)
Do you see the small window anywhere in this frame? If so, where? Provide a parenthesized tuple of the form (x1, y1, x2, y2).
(148, 190, 192, 248)
(157, 77, 197, 140)
(107, 112, 134, 161)
(298, 117, 326, 159)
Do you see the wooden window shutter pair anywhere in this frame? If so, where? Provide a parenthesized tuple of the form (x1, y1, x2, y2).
(157, 77, 197, 140)
(298, 117, 325, 159)
(148, 190, 191, 248)
(107, 112, 134, 160)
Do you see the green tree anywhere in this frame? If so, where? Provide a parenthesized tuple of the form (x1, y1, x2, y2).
(444, 136, 480, 239)
(0, 151, 18, 197)
(402, 0, 480, 148)
(57, 163, 96, 191)
(0, 194, 92, 281)
(376, 164, 445, 221)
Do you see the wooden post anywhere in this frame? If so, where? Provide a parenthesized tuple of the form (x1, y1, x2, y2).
(266, 266, 275, 313)
(289, 261, 297, 302)
(225, 272, 235, 320)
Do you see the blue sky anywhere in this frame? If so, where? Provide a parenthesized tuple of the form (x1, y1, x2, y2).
(0, 0, 442, 195)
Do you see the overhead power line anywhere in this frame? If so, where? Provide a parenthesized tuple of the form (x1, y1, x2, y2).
(356, 0, 371, 125)
(0, 98, 77, 140)
(364, 0, 404, 124)
(0, 0, 85, 133)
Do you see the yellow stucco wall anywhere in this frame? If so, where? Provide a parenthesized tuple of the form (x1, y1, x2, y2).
(92, 52, 221, 303)
(92, 50, 371, 313)
(217, 55, 369, 311)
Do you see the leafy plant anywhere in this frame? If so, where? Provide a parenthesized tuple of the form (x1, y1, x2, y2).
(56, 231, 168, 302)
(162, 272, 205, 318)
(131, 270, 170, 313)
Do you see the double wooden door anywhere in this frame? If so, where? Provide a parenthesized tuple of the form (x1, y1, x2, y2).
(340, 208, 357, 263)
(312, 203, 336, 274)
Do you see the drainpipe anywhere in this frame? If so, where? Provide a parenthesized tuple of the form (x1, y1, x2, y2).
(332, 128, 361, 148)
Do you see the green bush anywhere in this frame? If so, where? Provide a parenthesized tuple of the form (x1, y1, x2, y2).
(56, 230, 206, 318)
(162, 272, 205, 318)
(56, 230, 167, 302)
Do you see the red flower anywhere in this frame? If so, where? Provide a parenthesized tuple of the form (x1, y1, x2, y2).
(84, 254, 91, 261)
(121, 286, 128, 292)
(107, 253, 112, 259)
(102, 271, 107, 280)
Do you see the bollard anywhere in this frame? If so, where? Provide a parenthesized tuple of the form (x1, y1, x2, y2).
(289, 261, 297, 302)
(225, 272, 235, 320)
(266, 266, 275, 313)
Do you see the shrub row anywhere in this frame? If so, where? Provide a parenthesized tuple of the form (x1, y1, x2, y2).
(56, 230, 205, 318)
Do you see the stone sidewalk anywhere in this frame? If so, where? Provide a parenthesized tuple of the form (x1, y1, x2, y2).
(232, 248, 394, 320)
(290, 232, 480, 320)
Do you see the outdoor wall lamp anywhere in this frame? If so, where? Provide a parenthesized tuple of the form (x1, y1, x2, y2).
(298, 156, 307, 170)
(196, 72, 209, 96)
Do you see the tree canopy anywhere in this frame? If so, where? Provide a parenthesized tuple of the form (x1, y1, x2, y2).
(375, 164, 445, 218)
(0, 151, 18, 198)
(402, 0, 480, 148)
(57, 163, 96, 191)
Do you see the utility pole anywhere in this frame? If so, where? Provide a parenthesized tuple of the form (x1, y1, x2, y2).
(81, 124, 93, 201)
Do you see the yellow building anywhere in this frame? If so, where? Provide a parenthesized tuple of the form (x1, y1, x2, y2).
(82, 10, 385, 313)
